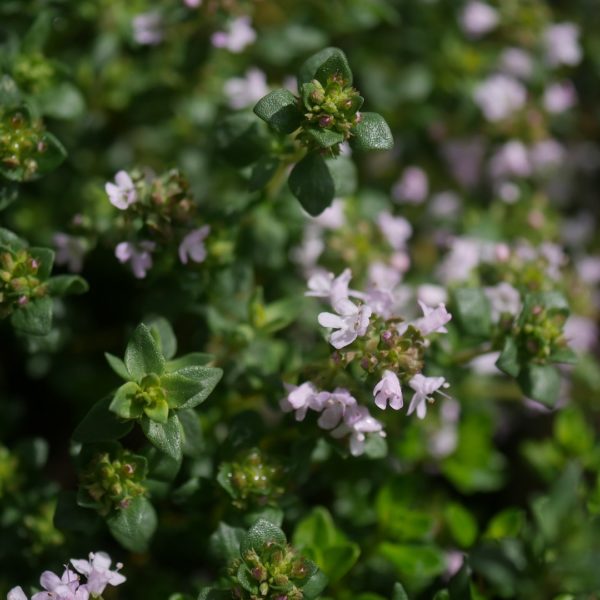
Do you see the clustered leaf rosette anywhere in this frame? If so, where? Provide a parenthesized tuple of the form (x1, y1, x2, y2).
(0, 105, 66, 183)
(201, 519, 328, 600)
(217, 448, 284, 510)
(495, 292, 576, 406)
(104, 319, 223, 461)
(0, 227, 88, 336)
(253, 47, 394, 216)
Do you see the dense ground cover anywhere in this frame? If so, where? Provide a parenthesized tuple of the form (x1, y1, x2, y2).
(1, 1, 600, 599)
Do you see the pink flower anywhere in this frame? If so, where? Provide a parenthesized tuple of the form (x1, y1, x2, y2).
(184, 0, 202, 7)
(459, 1, 499, 37)
(489, 140, 531, 179)
(543, 81, 577, 113)
(499, 48, 533, 80)
(315, 389, 357, 430)
(53, 233, 87, 273)
(178, 226, 210, 265)
(544, 23, 582, 67)
(71, 552, 126, 597)
(377, 211, 412, 250)
(31, 569, 89, 600)
(318, 298, 372, 349)
(115, 241, 155, 279)
(280, 382, 320, 421)
(105, 171, 137, 210)
(312, 198, 346, 229)
(474, 74, 526, 122)
(211, 17, 256, 53)
(224, 68, 269, 110)
(414, 301, 452, 335)
(8, 588, 29, 600)
(331, 405, 385, 456)
(392, 166, 429, 204)
(407, 374, 449, 419)
(132, 12, 163, 46)
(373, 370, 403, 410)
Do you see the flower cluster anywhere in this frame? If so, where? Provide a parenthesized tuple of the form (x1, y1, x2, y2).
(8, 552, 125, 600)
(0, 248, 46, 317)
(104, 169, 210, 278)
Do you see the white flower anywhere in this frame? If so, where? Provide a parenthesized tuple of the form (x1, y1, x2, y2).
(71, 551, 126, 597)
(105, 171, 137, 210)
(474, 74, 526, 122)
(32, 569, 88, 600)
(377, 211, 413, 250)
(417, 284, 447, 307)
(8, 588, 28, 600)
(178, 226, 210, 265)
(318, 300, 372, 349)
(115, 241, 155, 279)
(414, 301, 452, 335)
(407, 374, 448, 419)
(373, 370, 403, 410)
(224, 68, 269, 110)
(459, 1, 499, 37)
(280, 382, 320, 421)
(544, 23, 582, 67)
(211, 17, 256, 53)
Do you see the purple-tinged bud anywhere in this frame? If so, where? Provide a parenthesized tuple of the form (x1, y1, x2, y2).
(381, 330, 393, 343)
(119, 498, 131, 509)
(360, 356, 371, 370)
(319, 115, 333, 127)
(37, 141, 47, 153)
(531, 305, 543, 316)
(30, 258, 40, 270)
(122, 463, 135, 476)
(18, 295, 29, 306)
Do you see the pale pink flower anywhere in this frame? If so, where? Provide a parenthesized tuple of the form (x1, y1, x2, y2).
(211, 17, 256, 53)
(312, 198, 346, 229)
(544, 23, 582, 67)
(414, 301, 452, 335)
(53, 233, 87, 273)
(315, 388, 357, 430)
(105, 171, 137, 210)
(280, 382, 320, 421)
(543, 81, 577, 113)
(499, 47, 534, 79)
(178, 226, 210, 265)
(115, 241, 155, 279)
(484, 282, 521, 321)
(224, 68, 269, 110)
(31, 569, 88, 600)
(184, 0, 202, 7)
(373, 370, 403, 410)
(530, 139, 566, 172)
(489, 140, 531, 179)
(318, 300, 372, 349)
(8, 588, 28, 600)
(407, 374, 449, 419)
(459, 1, 499, 37)
(132, 12, 163, 46)
(331, 405, 385, 456)
(71, 552, 126, 597)
(474, 74, 526, 122)
(377, 211, 412, 250)
(392, 166, 429, 204)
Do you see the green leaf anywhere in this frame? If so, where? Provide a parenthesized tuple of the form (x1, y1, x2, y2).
(496, 337, 520, 378)
(161, 372, 205, 409)
(548, 346, 577, 364)
(145, 316, 178, 360)
(325, 155, 357, 198)
(352, 112, 394, 151)
(73, 396, 134, 443)
(288, 152, 335, 216)
(28, 247, 55, 280)
(197, 589, 229, 600)
(105, 353, 131, 380)
(444, 503, 478, 549)
(10, 296, 53, 336)
(249, 156, 281, 191)
(518, 364, 561, 406)
(237, 563, 258, 594)
(483, 508, 525, 540)
(240, 519, 287, 556)
(301, 569, 329, 599)
(392, 583, 409, 600)
(0, 183, 18, 212)
(54, 491, 100, 533)
(216, 112, 270, 168)
(298, 47, 353, 86)
(46, 274, 88, 296)
(178, 409, 204, 458)
(253, 89, 302, 134)
(0, 227, 25, 249)
(125, 323, 165, 381)
(144, 398, 169, 424)
(107, 496, 157, 553)
(37, 82, 85, 120)
(109, 381, 143, 420)
(303, 127, 346, 148)
(210, 522, 245, 563)
(363, 433, 388, 458)
(166, 352, 215, 372)
(168, 365, 223, 409)
(141, 414, 184, 461)
(378, 542, 446, 583)
(451, 288, 491, 338)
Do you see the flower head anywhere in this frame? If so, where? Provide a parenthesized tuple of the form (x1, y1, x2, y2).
(544, 23, 582, 67)
(211, 17, 256, 53)
(459, 1, 499, 37)
(318, 300, 372, 349)
(178, 226, 210, 265)
(105, 171, 137, 210)
(392, 166, 429, 204)
(373, 370, 403, 410)
(31, 568, 88, 600)
(53, 233, 87, 273)
(280, 382, 320, 421)
(132, 12, 163, 46)
(115, 241, 155, 279)
(474, 74, 526, 122)
(71, 551, 126, 597)
(377, 211, 412, 250)
(407, 374, 449, 419)
(414, 301, 452, 336)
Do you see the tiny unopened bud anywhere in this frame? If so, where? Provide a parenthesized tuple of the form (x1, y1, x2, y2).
(37, 141, 47, 153)
(259, 582, 269, 596)
(531, 305, 543, 316)
(319, 115, 333, 127)
(122, 463, 135, 476)
(355, 111, 362, 123)
(381, 330, 393, 343)
(18, 295, 29, 306)
(30, 258, 40, 270)
(119, 498, 131, 509)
